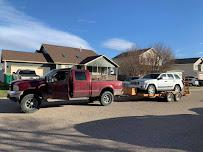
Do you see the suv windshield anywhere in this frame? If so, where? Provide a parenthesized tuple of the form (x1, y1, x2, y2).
(143, 74, 160, 79)
(19, 70, 36, 76)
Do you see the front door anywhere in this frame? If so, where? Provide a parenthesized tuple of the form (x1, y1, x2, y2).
(157, 74, 169, 91)
(47, 70, 69, 99)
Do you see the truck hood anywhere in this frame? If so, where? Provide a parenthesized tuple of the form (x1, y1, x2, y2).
(11, 78, 46, 91)
(12, 78, 45, 84)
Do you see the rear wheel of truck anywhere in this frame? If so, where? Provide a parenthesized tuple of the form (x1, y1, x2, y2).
(100, 91, 114, 106)
(20, 94, 40, 113)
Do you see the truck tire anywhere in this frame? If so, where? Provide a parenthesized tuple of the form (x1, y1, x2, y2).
(147, 84, 156, 95)
(100, 91, 114, 106)
(20, 94, 40, 113)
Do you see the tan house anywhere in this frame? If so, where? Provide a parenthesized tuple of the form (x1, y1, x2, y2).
(168, 57, 203, 80)
(1, 44, 119, 83)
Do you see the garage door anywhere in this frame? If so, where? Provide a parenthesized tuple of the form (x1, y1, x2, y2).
(11, 65, 44, 76)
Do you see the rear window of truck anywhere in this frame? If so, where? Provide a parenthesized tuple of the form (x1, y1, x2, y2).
(75, 71, 86, 80)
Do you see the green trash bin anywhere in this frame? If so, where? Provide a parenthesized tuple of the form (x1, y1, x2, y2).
(4, 74, 13, 84)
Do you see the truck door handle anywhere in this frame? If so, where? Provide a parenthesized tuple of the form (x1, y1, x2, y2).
(164, 81, 167, 82)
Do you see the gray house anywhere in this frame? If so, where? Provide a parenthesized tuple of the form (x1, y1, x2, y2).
(168, 57, 203, 80)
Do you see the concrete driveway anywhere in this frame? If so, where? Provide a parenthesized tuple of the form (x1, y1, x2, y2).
(0, 89, 203, 152)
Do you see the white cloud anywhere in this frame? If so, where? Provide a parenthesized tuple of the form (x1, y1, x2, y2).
(0, 0, 92, 51)
(200, 43, 203, 45)
(102, 38, 135, 51)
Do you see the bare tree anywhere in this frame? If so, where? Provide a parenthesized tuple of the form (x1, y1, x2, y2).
(114, 43, 174, 78)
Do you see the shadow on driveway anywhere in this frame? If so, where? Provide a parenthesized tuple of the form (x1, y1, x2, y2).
(0, 99, 101, 113)
(75, 108, 203, 152)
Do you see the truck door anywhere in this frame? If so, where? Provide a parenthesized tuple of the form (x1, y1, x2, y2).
(47, 70, 69, 99)
(72, 70, 91, 98)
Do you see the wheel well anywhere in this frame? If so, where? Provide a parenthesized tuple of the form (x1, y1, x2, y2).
(100, 87, 114, 96)
(147, 84, 156, 90)
(20, 89, 43, 102)
(174, 84, 181, 91)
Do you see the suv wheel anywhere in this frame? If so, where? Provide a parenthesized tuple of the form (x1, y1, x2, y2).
(20, 94, 40, 113)
(174, 85, 181, 92)
(100, 91, 114, 106)
(147, 85, 156, 95)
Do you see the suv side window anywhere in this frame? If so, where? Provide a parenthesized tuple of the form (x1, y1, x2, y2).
(160, 74, 167, 79)
(53, 71, 66, 82)
(167, 74, 174, 79)
(174, 74, 181, 79)
(75, 71, 86, 80)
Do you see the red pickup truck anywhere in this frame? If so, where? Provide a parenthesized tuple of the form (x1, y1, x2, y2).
(7, 68, 123, 113)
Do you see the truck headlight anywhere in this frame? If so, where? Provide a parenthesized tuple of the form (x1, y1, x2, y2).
(13, 85, 19, 91)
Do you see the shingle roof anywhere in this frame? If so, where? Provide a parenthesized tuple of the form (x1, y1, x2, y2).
(174, 58, 200, 64)
(1, 50, 47, 63)
(113, 48, 152, 59)
(41, 44, 97, 64)
(80, 55, 102, 64)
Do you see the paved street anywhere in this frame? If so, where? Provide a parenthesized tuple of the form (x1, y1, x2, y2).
(0, 89, 203, 152)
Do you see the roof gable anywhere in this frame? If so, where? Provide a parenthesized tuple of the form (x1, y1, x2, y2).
(113, 48, 153, 59)
(80, 55, 119, 67)
(40, 44, 97, 64)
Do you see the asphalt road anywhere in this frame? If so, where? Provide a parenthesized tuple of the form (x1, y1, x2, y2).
(0, 89, 203, 152)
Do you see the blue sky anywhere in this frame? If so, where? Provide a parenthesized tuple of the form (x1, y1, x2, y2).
(0, 0, 203, 58)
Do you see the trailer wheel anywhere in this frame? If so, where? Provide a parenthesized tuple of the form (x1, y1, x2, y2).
(20, 94, 40, 113)
(100, 91, 114, 106)
(166, 92, 175, 102)
(174, 92, 182, 102)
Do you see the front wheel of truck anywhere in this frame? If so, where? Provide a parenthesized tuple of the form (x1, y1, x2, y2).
(100, 91, 114, 106)
(20, 94, 40, 113)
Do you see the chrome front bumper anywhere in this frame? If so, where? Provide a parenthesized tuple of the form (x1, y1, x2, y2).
(7, 91, 23, 102)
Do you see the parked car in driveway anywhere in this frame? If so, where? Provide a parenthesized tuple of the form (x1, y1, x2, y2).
(185, 76, 199, 86)
(12, 69, 40, 80)
(131, 73, 184, 95)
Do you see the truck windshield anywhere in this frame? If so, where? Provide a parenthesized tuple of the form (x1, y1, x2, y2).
(143, 74, 160, 79)
(43, 69, 57, 78)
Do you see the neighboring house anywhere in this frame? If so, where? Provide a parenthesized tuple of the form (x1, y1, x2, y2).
(1, 44, 119, 83)
(113, 48, 160, 77)
(168, 57, 203, 80)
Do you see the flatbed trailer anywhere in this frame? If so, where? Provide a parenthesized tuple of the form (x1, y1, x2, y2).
(122, 81, 190, 102)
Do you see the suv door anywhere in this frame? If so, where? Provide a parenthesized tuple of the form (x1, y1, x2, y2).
(167, 74, 176, 90)
(47, 71, 69, 99)
(157, 74, 169, 91)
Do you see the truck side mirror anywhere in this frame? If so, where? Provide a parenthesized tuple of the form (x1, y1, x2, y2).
(157, 77, 162, 80)
(12, 72, 16, 74)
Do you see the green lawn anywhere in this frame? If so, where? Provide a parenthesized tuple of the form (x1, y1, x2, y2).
(0, 90, 8, 97)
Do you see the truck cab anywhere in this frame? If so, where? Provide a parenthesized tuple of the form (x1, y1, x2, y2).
(8, 68, 123, 113)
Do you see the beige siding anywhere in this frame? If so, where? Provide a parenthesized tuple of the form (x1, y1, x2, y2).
(11, 65, 44, 76)
(168, 63, 197, 77)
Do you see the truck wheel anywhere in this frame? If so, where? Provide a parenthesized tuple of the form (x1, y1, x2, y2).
(100, 91, 114, 106)
(166, 92, 175, 102)
(20, 94, 40, 113)
(174, 92, 182, 102)
(147, 85, 156, 95)
(174, 85, 181, 92)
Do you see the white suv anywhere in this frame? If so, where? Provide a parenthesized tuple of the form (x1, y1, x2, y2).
(131, 73, 184, 95)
